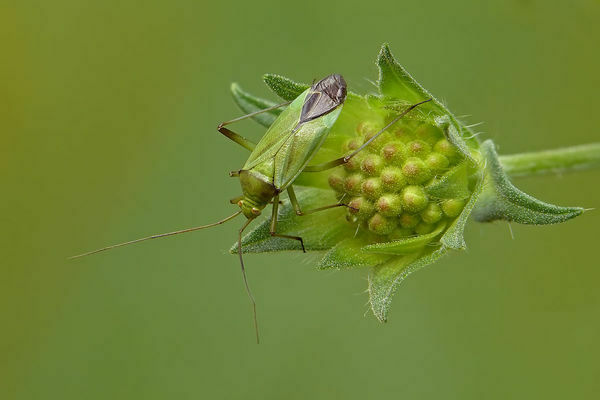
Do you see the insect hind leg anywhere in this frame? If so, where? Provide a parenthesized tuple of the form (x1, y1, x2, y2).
(217, 100, 292, 152)
(269, 194, 305, 252)
(287, 186, 354, 216)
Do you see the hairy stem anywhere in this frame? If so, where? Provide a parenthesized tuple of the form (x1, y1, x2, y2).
(499, 143, 600, 177)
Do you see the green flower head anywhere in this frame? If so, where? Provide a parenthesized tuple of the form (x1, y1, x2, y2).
(229, 44, 585, 322)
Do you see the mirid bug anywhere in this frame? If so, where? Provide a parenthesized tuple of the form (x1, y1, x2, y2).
(71, 74, 431, 342)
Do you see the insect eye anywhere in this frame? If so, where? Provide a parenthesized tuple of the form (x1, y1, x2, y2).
(251, 207, 261, 216)
(237, 200, 244, 208)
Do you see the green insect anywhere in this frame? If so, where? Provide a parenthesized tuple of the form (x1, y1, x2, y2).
(71, 74, 430, 342)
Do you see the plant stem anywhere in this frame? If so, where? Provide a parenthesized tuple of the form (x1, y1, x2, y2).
(499, 143, 600, 177)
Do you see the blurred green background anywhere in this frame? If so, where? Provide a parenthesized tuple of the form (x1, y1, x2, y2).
(2, 1, 599, 398)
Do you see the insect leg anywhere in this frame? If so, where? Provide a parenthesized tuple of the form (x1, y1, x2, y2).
(237, 218, 260, 344)
(302, 98, 433, 172)
(217, 127, 256, 151)
(269, 194, 306, 252)
(217, 101, 292, 151)
(287, 186, 351, 216)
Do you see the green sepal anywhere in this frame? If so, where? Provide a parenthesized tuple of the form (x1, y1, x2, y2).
(230, 83, 280, 128)
(230, 188, 354, 253)
(368, 246, 448, 322)
(471, 140, 584, 224)
(376, 44, 477, 164)
(263, 74, 309, 101)
(426, 162, 471, 200)
(435, 115, 477, 165)
(318, 238, 391, 270)
(361, 222, 446, 255)
(377, 44, 428, 103)
(440, 170, 485, 249)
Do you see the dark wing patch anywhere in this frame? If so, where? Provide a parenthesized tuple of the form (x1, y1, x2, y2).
(297, 74, 347, 126)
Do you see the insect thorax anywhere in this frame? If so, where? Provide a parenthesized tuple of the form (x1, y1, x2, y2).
(238, 170, 278, 218)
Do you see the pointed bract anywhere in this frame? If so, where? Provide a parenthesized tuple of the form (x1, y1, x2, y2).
(472, 140, 584, 224)
(368, 247, 448, 322)
(263, 74, 309, 101)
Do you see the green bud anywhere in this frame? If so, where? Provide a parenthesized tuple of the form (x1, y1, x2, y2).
(347, 197, 375, 222)
(356, 120, 382, 136)
(415, 221, 435, 235)
(424, 152, 449, 172)
(344, 173, 364, 196)
(343, 138, 361, 152)
(414, 123, 441, 145)
(401, 185, 428, 213)
(406, 140, 431, 158)
(399, 213, 420, 229)
(434, 139, 459, 161)
(361, 154, 385, 176)
(420, 203, 443, 224)
(366, 132, 394, 152)
(380, 141, 406, 164)
(402, 157, 432, 184)
(327, 170, 346, 192)
(392, 125, 412, 143)
(380, 167, 406, 192)
(375, 194, 403, 217)
(441, 198, 466, 217)
(361, 177, 383, 200)
(344, 153, 364, 172)
(368, 213, 396, 235)
(357, 121, 389, 151)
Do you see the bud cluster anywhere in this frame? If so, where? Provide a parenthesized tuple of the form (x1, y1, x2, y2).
(328, 117, 468, 240)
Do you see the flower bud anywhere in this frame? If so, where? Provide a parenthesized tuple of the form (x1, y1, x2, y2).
(356, 120, 381, 136)
(414, 123, 441, 145)
(392, 125, 412, 143)
(425, 152, 449, 172)
(361, 154, 385, 176)
(344, 173, 364, 196)
(380, 141, 406, 164)
(328, 170, 346, 193)
(375, 194, 403, 217)
(406, 140, 431, 158)
(380, 167, 406, 192)
(357, 120, 388, 151)
(401, 185, 428, 213)
(368, 213, 396, 235)
(441, 198, 466, 217)
(361, 177, 383, 200)
(415, 221, 435, 235)
(343, 138, 361, 152)
(434, 139, 459, 161)
(402, 157, 432, 184)
(345, 152, 366, 172)
(420, 202, 443, 224)
(347, 197, 375, 222)
(399, 213, 420, 229)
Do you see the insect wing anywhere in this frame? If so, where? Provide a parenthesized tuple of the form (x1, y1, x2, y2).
(273, 104, 343, 189)
(298, 75, 346, 125)
(242, 90, 308, 172)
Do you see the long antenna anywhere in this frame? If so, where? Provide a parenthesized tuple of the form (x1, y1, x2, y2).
(238, 218, 259, 344)
(69, 211, 242, 259)
(345, 98, 432, 160)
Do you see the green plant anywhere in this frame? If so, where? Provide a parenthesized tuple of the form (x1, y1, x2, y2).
(231, 44, 599, 322)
